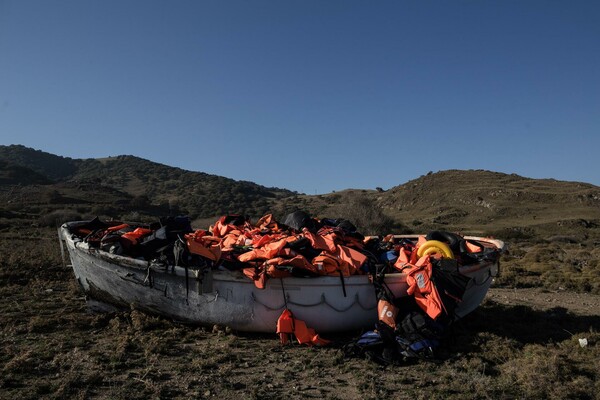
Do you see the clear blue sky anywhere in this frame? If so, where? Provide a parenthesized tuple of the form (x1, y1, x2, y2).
(1, 1, 599, 193)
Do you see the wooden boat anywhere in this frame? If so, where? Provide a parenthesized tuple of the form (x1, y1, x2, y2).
(60, 221, 505, 332)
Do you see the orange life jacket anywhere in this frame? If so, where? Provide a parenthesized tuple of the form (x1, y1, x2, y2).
(255, 213, 282, 233)
(393, 236, 430, 271)
(334, 244, 366, 274)
(311, 252, 352, 276)
(276, 309, 330, 346)
(237, 237, 295, 263)
(340, 234, 365, 251)
(377, 299, 399, 329)
(465, 240, 483, 253)
(242, 264, 267, 289)
(121, 227, 153, 246)
(265, 254, 317, 277)
(251, 233, 282, 248)
(221, 230, 249, 251)
(265, 264, 292, 279)
(302, 229, 337, 253)
(105, 223, 130, 233)
(185, 230, 222, 262)
(404, 255, 445, 320)
(211, 215, 250, 238)
(393, 246, 412, 271)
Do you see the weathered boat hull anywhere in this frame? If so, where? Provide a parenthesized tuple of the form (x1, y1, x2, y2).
(61, 223, 505, 332)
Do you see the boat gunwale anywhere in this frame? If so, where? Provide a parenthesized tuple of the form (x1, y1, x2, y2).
(61, 222, 505, 286)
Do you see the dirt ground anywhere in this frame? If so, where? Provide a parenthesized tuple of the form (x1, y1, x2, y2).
(486, 287, 600, 316)
(1, 231, 599, 399)
(1, 262, 599, 400)
(2, 156, 600, 398)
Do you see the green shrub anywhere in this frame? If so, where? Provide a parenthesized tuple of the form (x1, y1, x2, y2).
(38, 210, 81, 227)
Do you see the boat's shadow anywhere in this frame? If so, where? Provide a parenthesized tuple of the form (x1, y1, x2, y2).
(448, 299, 599, 351)
(217, 298, 599, 362)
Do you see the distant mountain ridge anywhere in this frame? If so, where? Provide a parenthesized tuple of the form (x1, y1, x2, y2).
(0, 159, 52, 185)
(0, 145, 78, 181)
(0, 145, 294, 217)
(1, 145, 599, 239)
(375, 169, 600, 235)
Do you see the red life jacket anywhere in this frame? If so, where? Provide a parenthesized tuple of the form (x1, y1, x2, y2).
(105, 223, 130, 233)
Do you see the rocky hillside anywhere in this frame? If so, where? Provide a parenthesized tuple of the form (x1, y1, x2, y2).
(0, 160, 52, 185)
(0, 145, 295, 218)
(2, 144, 600, 294)
(1, 145, 599, 241)
(376, 170, 600, 236)
(0, 145, 78, 181)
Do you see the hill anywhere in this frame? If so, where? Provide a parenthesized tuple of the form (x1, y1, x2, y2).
(0, 144, 78, 181)
(270, 170, 600, 240)
(0, 160, 52, 185)
(72, 155, 295, 217)
(377, 169, 600, 237)
(3, 148, 598, 292)
(0, 145, 295, 219)
(2, 146, 599, 400)
(1, 145, 599, 241)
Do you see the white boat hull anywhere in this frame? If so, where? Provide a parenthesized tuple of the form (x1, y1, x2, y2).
(61, 224, 504, 332)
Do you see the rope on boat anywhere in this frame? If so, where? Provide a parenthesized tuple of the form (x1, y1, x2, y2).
(250, 292, 376, 313)
(279, 279, 289, 309)
(207, 291, 219, 303)
(144, 262, 153, 288)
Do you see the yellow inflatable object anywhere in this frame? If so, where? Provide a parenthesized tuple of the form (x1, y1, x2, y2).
(416, 240, 454, 259)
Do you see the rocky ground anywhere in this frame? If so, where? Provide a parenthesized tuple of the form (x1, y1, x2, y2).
(1, 250, 599, 400)
(487, 287, 600, 316)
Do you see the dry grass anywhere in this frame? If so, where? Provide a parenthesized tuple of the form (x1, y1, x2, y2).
(3, 147, 600, 398)
(1, 225, 599, 399)
(496, 240, 600, 294)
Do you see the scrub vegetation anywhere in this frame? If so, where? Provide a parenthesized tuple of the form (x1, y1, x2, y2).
(1, 145, 600, 399)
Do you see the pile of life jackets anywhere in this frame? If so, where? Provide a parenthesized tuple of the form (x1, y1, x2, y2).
(72, 216, 195, 262)
(73, 214, 497, 297)
(187, 211, 374, 289)
(349, 230, 501, 364)
(73, 213, 501, 355)
(73, 212, 382, 289)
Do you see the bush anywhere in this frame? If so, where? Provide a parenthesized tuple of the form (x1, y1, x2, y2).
(38, 210, 81, 227)
(486, 227, 536, 241)
(331, 196, 395, 235)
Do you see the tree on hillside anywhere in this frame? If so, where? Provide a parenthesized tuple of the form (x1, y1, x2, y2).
(333, 196, 395, 235)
